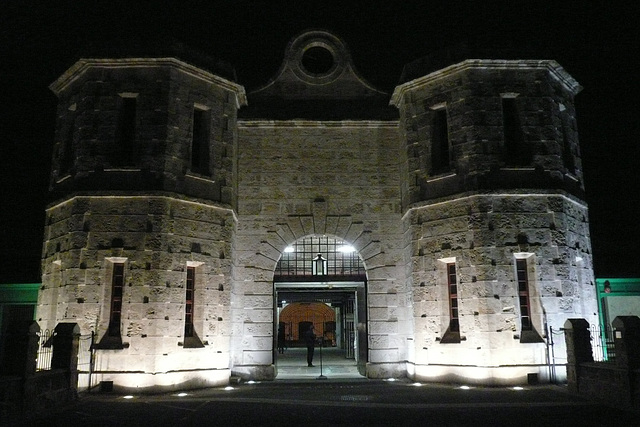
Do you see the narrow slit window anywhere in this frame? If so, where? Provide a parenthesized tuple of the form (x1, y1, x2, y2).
(516, 259, 532, 331)
(432, 108, 451, 175)
(447, 263, 459, 332)
(561, 114, 576, 174)
(116, 96, 138, 166)
(501, 96, 530, 166)
(191, 108, 211, 175)
(108, 263, 125, 337)
(59, 115, 76, 176)
(184, 266, 195, 337)
(562, 130, 576, 173)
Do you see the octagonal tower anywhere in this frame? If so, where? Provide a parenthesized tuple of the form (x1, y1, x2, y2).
(39, 56, 246, 391)
(392, 57, 598, 383)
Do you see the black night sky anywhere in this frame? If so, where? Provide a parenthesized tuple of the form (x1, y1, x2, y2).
(1, 1, 638, 283)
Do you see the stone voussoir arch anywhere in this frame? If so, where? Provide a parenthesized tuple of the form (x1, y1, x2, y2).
(263, 213, 387, 279)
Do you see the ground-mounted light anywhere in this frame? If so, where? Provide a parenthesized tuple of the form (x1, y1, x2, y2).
(123, 395, 134, 399)
(512, 386, 524, 391)
(411, 382, 423, 387)
(224, 386, 234, 391)
(459, 385, 471, 390)
(385, 378, 397, 382)
(177, 392, 188, 397)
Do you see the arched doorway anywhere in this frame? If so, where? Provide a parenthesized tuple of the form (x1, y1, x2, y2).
(273, 235, 367, 378)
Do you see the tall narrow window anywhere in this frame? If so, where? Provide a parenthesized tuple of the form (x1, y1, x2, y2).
(561, 128, 576, 173)
(116, 95, 137, 166)
(516, 259, 532, 331)
(184, 266, 195, 337)
(447, 263, 459, 332)
(559, 106, 576, 174)
(431, 107, 451, 175)
(501, 95, 531, 166)
(108, 262, 125, 337)
(183, 264, 204, 348)
(191, 107, 210, 175)
(514, 256, 543, 343)
(59, 105, 77, 176)
(440, 261, 460, 343)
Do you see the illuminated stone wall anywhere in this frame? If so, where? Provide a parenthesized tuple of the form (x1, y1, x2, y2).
(40, 196, 234, 371)
(40, 58, 245, 391)
(38, 31, 599, 389)
(232, 121, 409, 379)
(392, 60, 598, 384)
(226, 30, 411, 380)
(47, 58, 242, 204)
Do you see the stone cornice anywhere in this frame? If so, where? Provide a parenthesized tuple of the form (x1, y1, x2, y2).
(49, 57, 247, 108)
(390, 59, 582, 107)
(237, 119, 398, 128)
(45, 194, 237, 223)
(402, 191, 588, 221)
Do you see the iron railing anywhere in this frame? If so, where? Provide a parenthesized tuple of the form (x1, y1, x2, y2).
(77, 333, 93, 373)
(36, 329, 53, 371)
(591, 324, 616, 362)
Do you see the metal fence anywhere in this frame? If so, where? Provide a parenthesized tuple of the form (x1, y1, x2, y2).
(36, 329, 53, 371)
(78, 333, 93, 373)
(36, 330, 95, 372)
(590, 324, 616, 362)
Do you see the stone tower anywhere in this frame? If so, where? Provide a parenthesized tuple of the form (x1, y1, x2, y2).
(38, 31, 598, 390)
(40, 55, 246, 390)
(392, 56, 598, 382)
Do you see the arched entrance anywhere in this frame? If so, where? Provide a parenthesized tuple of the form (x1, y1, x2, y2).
(273, 235, 367, 378)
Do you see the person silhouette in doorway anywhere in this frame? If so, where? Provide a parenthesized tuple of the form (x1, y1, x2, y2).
(304, 324, 316, 367)
(277, 323, 285, 354)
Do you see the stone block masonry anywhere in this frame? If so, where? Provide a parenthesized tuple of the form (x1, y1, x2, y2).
(37, 31, 598, 389)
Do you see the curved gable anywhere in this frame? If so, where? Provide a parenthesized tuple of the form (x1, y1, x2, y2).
(240, 30, 396, 120)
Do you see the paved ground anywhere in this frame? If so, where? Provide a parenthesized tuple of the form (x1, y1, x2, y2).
(276, 346, 362, 379)
(12, 378, 639, 427)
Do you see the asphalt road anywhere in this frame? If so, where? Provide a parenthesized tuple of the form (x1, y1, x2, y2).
(14, 379, 639, 426)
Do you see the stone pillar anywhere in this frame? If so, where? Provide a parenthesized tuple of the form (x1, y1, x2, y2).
(0, 320, 40, 377)
(563, 318, 592, 393)
(51, 323, 81, 394)
(612, 316, 640, 369)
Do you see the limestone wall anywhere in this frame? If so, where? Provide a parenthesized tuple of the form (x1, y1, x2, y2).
(39, 195, 235, 380)
(231, 121, 411, 377)
(392, 60, 585, 209)
(407, 194, 597, 372)
(48, 58, 245, 205)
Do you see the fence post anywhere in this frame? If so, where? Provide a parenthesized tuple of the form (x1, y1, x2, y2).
(611, 316, 640, 407)
(563, 318, 592, 393)
(612, 316, 640, 369)
(51, 323, 81, 397)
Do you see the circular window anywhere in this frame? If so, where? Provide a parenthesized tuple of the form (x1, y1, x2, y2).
(301, 46, 334, 75)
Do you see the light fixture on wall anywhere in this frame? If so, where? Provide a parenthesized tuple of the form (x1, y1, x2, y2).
(312, 253, 327, 276)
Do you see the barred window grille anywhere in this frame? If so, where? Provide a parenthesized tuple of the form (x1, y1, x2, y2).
(274, 236, 365, 281)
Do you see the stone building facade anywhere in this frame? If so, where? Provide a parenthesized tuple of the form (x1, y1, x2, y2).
(38, 30, 598, 391)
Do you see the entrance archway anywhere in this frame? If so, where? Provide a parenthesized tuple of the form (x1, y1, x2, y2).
(273, 235, 367, 378)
